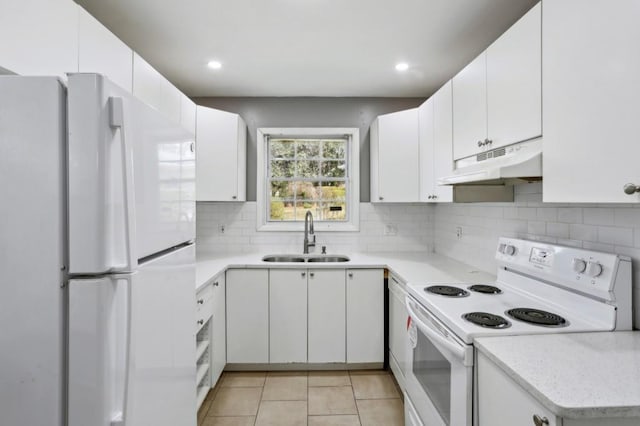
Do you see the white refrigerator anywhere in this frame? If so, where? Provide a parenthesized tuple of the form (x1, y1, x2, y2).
(0, 74, 197, 426)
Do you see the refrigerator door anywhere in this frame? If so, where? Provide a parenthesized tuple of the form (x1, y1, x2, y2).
(67, 73, 195, 275)
(68, 244, 197, 426)
(0, 76, 66, 426)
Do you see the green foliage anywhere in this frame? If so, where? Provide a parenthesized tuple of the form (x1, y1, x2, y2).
(270, 201, 284, 219)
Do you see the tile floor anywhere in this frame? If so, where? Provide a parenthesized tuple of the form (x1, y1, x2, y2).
(198, 370, 404, 426)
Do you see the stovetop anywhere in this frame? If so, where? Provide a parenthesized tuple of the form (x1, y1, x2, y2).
(404, 237, 633, 344)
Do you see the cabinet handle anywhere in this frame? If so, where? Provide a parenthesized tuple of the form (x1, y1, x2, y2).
(309, 272, 315, 278)
(232, 195, 237, 200)
(348, 272, 354, 279)
(197, 319, 204, 325)
(379, 196, 384, 201)
(213, 281, 219, 287)
(190, 142, 195, 153)
(197, 298, 204, 304)
(427, 195, 432, 199)
(477, 140, 483, 147)
(623, 183, 640, 195)
(532, 414, 549, 426)
(301, 272, 306, 278)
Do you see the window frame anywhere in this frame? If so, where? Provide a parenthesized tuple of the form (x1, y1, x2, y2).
(257, 127, 360, 232)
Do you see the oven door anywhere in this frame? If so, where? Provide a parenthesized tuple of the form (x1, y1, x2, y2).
(405, 296, 473, 426)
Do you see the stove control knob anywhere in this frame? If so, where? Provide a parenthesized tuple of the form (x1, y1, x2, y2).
(586, 261, 603, 277)
(572, 258, 587, 274)
(504, 245, 516, 256)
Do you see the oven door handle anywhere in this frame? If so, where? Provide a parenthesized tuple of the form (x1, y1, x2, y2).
(406, 299, 472, 366)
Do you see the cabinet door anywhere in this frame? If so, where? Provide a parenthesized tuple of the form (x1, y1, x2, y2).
(78, 7, 133, 92)
(196, 106, 244, 201)
(372, 109, 420, 202)
(432, 81, 454, 202)
(0, 0, 78, 78)
(418, 98, 435, 202)
(269, 269, 307, 363)
(346, 269, 384, 363)
(211, 274, 226, 385)
(477, 352, 557, 426)
(308, 269, 346, 363)
(452, 52, 487, 160)
(543, 0, 640, 203)
(388, 277, 407, 380)
(486, 2, 541, 150)
(180, 94, 197, 136)
(226, 269, 269, 363)
(132, 53, 164, 112)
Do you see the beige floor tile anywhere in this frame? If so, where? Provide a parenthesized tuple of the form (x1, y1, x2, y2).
(207, 387, 263, 416)
(201, 416, 256, 426)
(308, 415, 361, 426)
(308, 386, 357, 415)
(255, 400, 307, 426)
(350, 373, 400, 399)
(221, 371, 267, 387)
(308, 371, 351, 387)
(262, 375, 307, 400)
(267, 371, 308, 377)
(356, 399, 404, 426)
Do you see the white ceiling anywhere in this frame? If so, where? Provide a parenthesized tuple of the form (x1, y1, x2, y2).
(75, 0, 539, 98)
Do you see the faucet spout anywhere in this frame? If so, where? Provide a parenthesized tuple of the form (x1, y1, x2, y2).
(303, 211, 316, 254)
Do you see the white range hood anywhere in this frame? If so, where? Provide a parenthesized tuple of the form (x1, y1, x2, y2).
(438, 139, 542, 186)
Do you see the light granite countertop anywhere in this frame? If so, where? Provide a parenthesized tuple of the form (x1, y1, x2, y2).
(475, 332, 640, 419)
(195, 251, 495, 292)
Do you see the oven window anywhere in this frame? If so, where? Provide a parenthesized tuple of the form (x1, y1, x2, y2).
(413, 328, 451, 424)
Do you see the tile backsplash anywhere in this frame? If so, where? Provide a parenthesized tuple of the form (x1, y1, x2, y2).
(432, 182, 640, 329)
(196, 202, 433, 256)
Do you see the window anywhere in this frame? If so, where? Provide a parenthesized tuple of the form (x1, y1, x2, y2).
(257, 128, 359, 231)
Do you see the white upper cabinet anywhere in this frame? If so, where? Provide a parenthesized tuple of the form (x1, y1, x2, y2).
(419, 82, 454, 202)
(452, 2, 541, 160)
(486, 2, 541, 151)
(132, 53, 183, 125)
(180, 94, 197, 136)
(452, 52, 488, 160)
(196, 106, 247, 202)
(78, 7, 133, 92)
(0, 0, 78, 78)
(543, 0, 640, 203)
(370, 108, 420, 202)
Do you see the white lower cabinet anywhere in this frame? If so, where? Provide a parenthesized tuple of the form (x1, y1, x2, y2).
(346, 269, 384, 363)
(210, 273, 226, 386)
(269, 269, 307, 363)
(226, 269, 269, 363)
(388, 274, 408, 390)
(478, 351, 557, 426)
(195, 281, 214, 409)
(308, 269, 346, 363)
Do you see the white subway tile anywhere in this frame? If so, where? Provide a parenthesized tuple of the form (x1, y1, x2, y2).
(584, 208, 615, 226)
(597, 226, 633, 246)
(527, 221, 546, 235)
(569, 224, 598, 242)
(557, 208, 583, 224)
(546, 222, 569, 239)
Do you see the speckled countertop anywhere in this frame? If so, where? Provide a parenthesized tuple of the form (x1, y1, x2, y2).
(195, 251, 495, 292)
(475, 332, 640, 419)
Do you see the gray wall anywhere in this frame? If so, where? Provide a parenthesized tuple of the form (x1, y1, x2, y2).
(193, 97, 425, 202)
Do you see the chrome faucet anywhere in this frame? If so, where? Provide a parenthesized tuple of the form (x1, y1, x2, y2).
(303, 211, 316, 254)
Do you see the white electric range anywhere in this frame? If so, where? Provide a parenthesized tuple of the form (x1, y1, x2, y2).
(403, 237, 633, 426)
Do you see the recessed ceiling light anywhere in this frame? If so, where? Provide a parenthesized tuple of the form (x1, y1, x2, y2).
(207, 60, 222, 70)
(395, 63, 409, 72)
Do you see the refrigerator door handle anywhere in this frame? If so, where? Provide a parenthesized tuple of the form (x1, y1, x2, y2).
(109, 96, 137, 272)
(68, 276, 135, 426)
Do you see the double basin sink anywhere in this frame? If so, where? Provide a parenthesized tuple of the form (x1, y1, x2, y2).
(262, 254, 350, 263)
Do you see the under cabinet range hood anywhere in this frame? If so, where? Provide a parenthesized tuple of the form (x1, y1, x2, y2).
(438, 139, 542, 186)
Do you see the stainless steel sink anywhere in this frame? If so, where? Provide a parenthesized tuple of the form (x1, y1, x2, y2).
(261, 254, 350, 263)
(262, 255, 306, 263)
(306, 255, 350, 263)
